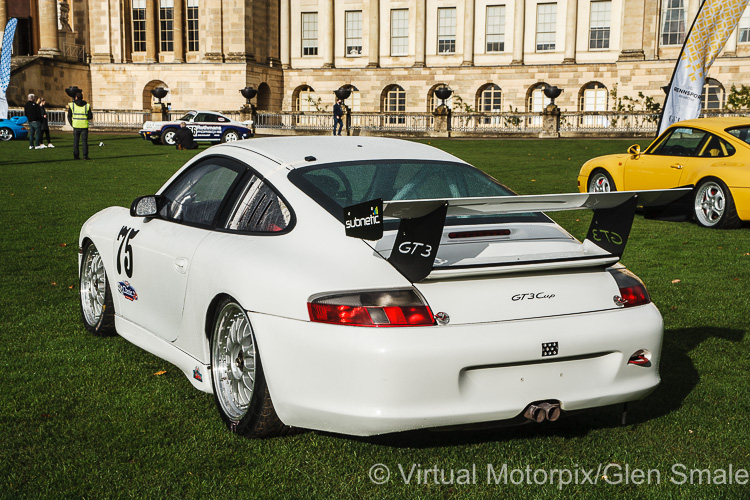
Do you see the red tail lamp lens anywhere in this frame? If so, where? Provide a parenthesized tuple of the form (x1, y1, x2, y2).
(308, 289, 435, 327)
(608, 268, 651, 308)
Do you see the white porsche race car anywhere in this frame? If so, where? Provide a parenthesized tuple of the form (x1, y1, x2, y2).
(79, 137, 686, 438)
(139, 110, 253, 145)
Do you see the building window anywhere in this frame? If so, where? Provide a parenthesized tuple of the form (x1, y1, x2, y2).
(589, 1, 611, 49)
(302, 13, 319, 56)
(527, 83, 551, 126)
(479, 84, 503, 113)
(295, 86, 319, 112)
(187, 0, 199, 52)
(661, 0, 686, 46)
(384, 85, 406, 124)
(345, 11, 363, 56)
(739, 7, 750, 43)
(391, 9, 409, 56)
(132, 0, 146, 52)
(702, 78, 725, 110)
(536, 3, 557, 51)
(437, 7, 457, 54)
(580, 82, 608, 127)
(486, 6, 506, 52)
(159, 0, 174, 52)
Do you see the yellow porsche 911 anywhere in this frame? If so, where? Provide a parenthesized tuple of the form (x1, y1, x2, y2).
(577, 117, 750, 228)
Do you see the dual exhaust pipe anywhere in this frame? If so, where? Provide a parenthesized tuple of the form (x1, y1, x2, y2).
(523, 402, 561, 423)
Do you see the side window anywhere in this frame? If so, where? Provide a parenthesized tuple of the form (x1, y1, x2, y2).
(700, 134, 736, 158)
(650, 127, 707, 157)
(226, 175, 292, 232)
(159, 159, 242, 225)
(193, 113, 208, 122)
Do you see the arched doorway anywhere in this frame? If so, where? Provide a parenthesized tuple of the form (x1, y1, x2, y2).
(142, 80, 170, 111)
(256, 83, 271, 111)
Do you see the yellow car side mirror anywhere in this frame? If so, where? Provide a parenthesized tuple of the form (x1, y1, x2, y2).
(627, 144, 641, 156)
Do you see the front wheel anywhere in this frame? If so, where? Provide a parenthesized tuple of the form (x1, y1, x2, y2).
(221, 130, 240, 143)
(79, 242, 116, 336)
(693, 178, 741, 229)
(210, 299, 290, 438)
(0, 127, 13, 141)
(161, 128, 177, 145)
(588, 170, 615, 192)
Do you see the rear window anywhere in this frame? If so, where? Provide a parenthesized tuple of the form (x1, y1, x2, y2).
(726, 126, 750, 145)
(288, 160, 549, 226)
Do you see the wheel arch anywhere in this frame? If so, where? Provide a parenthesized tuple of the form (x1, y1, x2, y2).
(588, 167, 618, 191)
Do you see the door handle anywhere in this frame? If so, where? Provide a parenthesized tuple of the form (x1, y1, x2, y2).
(174, 257, 189, 274)
(670, 164, 683, 169)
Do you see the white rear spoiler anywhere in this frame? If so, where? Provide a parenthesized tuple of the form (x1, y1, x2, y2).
(345, 188, 692, 282)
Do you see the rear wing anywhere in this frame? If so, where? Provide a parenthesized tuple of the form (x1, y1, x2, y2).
(344, 189, 691, 282)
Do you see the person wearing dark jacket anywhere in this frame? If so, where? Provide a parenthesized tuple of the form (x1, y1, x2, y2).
(174, 122, 198, 150)
(67, 92, 93, 160)
(24, 93, 43, 149)
(37, 97, 54, 148)
(333, 99, 344, 136)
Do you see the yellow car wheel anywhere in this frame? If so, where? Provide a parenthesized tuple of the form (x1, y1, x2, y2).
(693, 178, 741, 229)
(588, 170, 615, 193)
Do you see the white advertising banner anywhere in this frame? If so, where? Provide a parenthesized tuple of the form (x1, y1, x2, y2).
(658, 0, 750, 136)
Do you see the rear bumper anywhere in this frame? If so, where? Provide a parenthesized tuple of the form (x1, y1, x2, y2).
(250, 305, 663, 436)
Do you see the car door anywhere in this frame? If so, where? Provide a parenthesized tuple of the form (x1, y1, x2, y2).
(113, 156, 246, 342)
(622, 127, 708, 190)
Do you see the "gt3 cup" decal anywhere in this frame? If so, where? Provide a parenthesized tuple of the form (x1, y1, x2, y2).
(512, 292, 556, 301)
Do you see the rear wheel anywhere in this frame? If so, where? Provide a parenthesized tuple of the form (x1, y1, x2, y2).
(0, 127, 13, 141)
(161, 128, 177, 145)
(79, 242, 116, 336)
(210, 298, 289, 438)
(221, 130, 240, 143)
(693, 178, 741, 229)
(588, 170, 615, 192)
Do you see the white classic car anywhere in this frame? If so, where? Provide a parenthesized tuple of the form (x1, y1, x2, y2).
(139, 110, 253, 145)
(79, 137, 686, 438)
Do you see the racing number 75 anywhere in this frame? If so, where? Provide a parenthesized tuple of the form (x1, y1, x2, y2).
(117, 226, 140, 278)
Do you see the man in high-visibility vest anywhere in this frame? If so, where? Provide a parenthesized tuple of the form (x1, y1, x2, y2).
(67, 91, 93, 160)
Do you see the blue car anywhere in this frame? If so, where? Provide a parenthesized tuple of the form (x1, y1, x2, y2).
(139, 110, 253, 146)
(0, 116, 29, 141)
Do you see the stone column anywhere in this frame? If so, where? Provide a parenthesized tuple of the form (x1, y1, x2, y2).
(723, 29, 738, 57)
(280, 0, 290, 67)
(146, 0, 157, 62)
(563, 0, 577, 63)
(322, 0, 334, 67)
(511, 0, 524, 65)
(462, 0, 475, 66)
(0, 0, 7, 35)
(38, 0, 62, 56)
(202, 0, 223, 61)
(414, 0, 426, 67)
(173, 0, 184, 61)
(540, 103, 560, 138)
(618, 0, 646, 60)
(687, 0, 700, 24)
(367, 0, 380, 67)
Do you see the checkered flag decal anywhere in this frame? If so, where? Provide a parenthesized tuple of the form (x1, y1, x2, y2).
(542, 342, 559, 357)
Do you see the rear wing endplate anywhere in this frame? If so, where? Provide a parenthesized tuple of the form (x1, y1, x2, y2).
(344, 189, 691, 283)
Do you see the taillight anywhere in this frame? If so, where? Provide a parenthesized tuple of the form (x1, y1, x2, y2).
(308, 289, 435, 327)
(608, 267, 651, 308)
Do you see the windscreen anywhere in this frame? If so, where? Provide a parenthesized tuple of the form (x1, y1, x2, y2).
(288, 160, 549, 225)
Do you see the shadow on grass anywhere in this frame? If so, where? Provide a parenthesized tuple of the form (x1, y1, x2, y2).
(337, 326, 744, 449)
(6, 152, 171, 166)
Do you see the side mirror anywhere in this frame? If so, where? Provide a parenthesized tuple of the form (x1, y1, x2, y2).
(130, 195, 163, 217)
(627, 144, 641, 156)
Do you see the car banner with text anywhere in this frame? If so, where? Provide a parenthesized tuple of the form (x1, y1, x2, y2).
(658, 0, 750, 136)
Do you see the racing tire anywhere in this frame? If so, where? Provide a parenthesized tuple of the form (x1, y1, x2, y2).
(79, 242, 117, 336)
(221, 130, 240, 143)
(210, 298, 291, 438)
(588, 170, 616, 193)
(161, 128, 178, 146)
(0, 127, 13, 141)
(693, 178, 741, 229)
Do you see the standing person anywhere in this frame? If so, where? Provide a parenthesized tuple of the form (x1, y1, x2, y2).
(37, 97, 54, 148)
(67, 91, 93, 160)
(24, 93, 43, 149)
(333, 98, 343, 136)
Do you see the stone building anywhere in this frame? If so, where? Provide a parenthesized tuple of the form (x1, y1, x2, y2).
(5, 0, 750, 114)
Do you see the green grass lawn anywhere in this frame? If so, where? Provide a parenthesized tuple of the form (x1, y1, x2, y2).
(1, 133, 748, 499)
